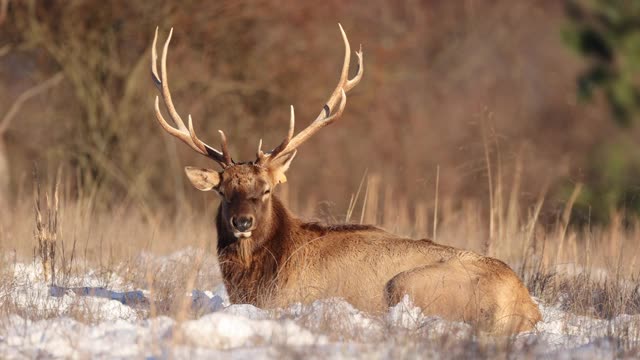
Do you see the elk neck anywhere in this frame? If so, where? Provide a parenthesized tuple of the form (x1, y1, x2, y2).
(215, 195, 301, 304)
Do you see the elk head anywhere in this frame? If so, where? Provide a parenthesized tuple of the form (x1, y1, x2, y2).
(151, 25, 363, 253)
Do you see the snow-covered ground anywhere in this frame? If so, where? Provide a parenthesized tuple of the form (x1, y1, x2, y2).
(1, 259, 639, 359)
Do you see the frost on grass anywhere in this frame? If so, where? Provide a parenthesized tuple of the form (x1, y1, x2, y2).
(1, 259, 639, 359)
(2, 262, 139, 322)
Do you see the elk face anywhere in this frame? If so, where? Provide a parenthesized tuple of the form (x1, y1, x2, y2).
(184, 152, 296, 240)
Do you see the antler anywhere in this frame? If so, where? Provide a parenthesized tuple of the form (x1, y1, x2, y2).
(256, 24, 363, 164)
(151, 28, 233, 168)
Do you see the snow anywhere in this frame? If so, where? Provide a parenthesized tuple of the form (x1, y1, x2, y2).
(5, 262, 140, 323)
(1, 260, 639, 359)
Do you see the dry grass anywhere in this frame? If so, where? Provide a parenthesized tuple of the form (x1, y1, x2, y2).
(0, 170, 639, 357)
(0, 172, 221, 324)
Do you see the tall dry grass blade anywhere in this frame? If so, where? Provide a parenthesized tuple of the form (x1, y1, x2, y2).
(525, 181, 548, 236)
(346, 168, 368, 223)
(45, 191, 56, 286)
(363, 174, 381, 225)
(494, 141, 504, 255)
(433, 165, 440, 241)
(347, 193, 356, 221)
(561, 183, 583, 235)
(555, 183, 582, 267)
(569, 230, 578, 267)
(382, 184, 394, 230)
(415, 201, 428, 238)
(609, 213, 623, 278)
(359, 175, 370, 225)
(397, 195, 410, 236)
(33, 166, 48, 283)
(50, 173, 60, 285)
(506, 155, 522, 239)
(481, 119, 495, 254)
(522, 181, 549, 278)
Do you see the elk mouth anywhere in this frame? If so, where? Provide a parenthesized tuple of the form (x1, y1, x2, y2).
(233, 231, 252, 239)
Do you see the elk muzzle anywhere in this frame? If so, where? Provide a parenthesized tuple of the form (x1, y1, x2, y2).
(231, 215, 254, 238)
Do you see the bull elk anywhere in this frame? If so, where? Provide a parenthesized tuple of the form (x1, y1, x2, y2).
(151, 26, 541, 334)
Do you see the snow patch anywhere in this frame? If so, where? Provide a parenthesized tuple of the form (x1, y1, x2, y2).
(1, 259, 639, 358)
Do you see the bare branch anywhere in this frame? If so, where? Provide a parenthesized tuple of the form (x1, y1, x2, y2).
(0, 72, 64, 135)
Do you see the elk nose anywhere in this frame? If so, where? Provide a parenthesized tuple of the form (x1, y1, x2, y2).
(232, 216, 254, 232)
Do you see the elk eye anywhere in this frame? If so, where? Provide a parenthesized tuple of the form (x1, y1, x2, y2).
(217, 190, 229, 202)
(263, 189, 271, 195)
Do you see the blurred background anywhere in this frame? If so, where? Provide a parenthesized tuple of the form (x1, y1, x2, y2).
(0, 0, 639, 227)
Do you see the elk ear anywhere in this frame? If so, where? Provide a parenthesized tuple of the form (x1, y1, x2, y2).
(269, 150, 297, 185)
(184, 167, 221, 191)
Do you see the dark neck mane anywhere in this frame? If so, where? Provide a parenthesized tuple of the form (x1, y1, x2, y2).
(215, 195, 296, 304)
(214, 195, 380, 305)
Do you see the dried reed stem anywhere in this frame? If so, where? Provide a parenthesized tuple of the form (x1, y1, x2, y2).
(33, 166, 60, 285)
(433, 165, 440, 241)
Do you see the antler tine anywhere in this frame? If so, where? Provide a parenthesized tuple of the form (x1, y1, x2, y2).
(156, 28, 186, 131)
(284, 89, 346, 152)
(152, 28, 232, 167)
(256, 138, 266, 161)
(152, 28, 160, 85)
(218, 130, 233, 165)
(315, 23, 351, 123)
(154, 97, 201, 153)
(333, 24, 351, 104)
(258, 24, 362, 164)
(345, 45, 364, 91)
(317, 24, 363, 118)
(286, 105, 295, 144)
(265, 106, 296, 158)
(187, 115, 208, 154)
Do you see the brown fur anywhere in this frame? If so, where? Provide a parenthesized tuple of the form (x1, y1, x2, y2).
(207, 164, 542, 334)
(155, 26, 540, 334)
